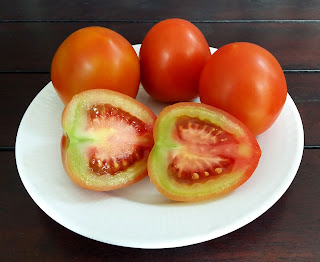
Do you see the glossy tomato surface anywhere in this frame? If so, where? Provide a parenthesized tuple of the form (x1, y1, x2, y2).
(61, 89, 156, 191)
(199, 42, 287, 136)
(139, 19, 211, 102)
(148, 102, 261, 202)
(51, 26, 140, 105)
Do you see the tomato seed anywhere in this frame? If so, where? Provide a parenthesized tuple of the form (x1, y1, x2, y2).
(192, 173, 199, 180)
(122, 159, 128, 167)
(215, 167, 223, 174)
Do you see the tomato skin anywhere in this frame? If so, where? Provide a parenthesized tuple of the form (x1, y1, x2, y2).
(61, 89, 156, 191)
(51, 26, 140, 105)
(148, 102, 261, 202)
(139, 19, 211, 102)
(199, 42, 287, 136)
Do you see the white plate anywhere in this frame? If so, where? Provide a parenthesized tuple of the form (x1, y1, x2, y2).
(15, 45, 304, 249)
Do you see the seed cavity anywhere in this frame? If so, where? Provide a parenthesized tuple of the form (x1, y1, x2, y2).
(175, 116, 236, 146)
(89, 146, 147, 176)
(88, 104, 148, 133)
(168, 155, 234, 184)
(86, 104, 152, 176)
(168, 115, 240, 184)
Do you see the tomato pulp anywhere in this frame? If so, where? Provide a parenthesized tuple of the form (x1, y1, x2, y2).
(148, 103, 261, 201)
(199, 42, 287, 136)
(61, 89, 156, 191)
(51, 26, 140, 105)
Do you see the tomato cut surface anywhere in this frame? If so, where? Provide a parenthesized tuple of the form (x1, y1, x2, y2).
(148, 103, 261, 201)
(61, 89, 156, 191)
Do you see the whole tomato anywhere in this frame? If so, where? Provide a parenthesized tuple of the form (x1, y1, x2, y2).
(199, 42, 287, 136)
(51, 26, 140, 105)
(139, 19, 211, 102)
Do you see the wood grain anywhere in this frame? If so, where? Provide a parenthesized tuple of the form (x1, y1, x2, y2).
(0, 0, 319, 21)
(1, 150, 319, 261)
(286, 72, 320, 102)
(0, 74, 50, 147)
(1, 22, 320, 72)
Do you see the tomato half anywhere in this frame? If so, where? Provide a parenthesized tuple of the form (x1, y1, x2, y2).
(61, 89, 156, 191)
(199, 42, 287, 136)
(148, 102, 261, 201)
(139, 18, 211, 102)
(51, 26, 140, 105)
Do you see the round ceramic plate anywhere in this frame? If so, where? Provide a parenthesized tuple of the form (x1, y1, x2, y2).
(15, 45, 304, 249)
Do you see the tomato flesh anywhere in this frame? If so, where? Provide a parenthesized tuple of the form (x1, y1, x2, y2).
(86, 104, 151, 176)
(61, 89, 156, 191)
(148, 103, 261, 201)
(169, 116, 236, 184)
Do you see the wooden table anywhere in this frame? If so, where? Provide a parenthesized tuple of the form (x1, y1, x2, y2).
(1, 1, 319, 261)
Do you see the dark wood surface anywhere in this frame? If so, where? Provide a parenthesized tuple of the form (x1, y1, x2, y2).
(2, 22, 320, 71)
(1, 1, 319, 261)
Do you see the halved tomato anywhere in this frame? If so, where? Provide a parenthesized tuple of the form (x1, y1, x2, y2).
(61, 89, 156, 191)
(148, 102, 261, 201)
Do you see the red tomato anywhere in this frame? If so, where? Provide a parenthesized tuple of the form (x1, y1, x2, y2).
(148, 102, 261, 201)
(51, 26, 140, 105)
(61, 89, 156, 191)
(139, 18, 211, 102)
(199, 42, 287, 136)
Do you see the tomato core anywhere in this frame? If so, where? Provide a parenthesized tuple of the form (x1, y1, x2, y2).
(86, 104, 152, 176)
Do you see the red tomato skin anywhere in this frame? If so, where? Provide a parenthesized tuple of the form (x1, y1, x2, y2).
(51, 26, 140, 105)
(139, 19, 211, 102)
(199, 42, 287, 136)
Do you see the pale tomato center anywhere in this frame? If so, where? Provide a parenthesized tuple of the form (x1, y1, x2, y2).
(86, 104, 153, 175)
